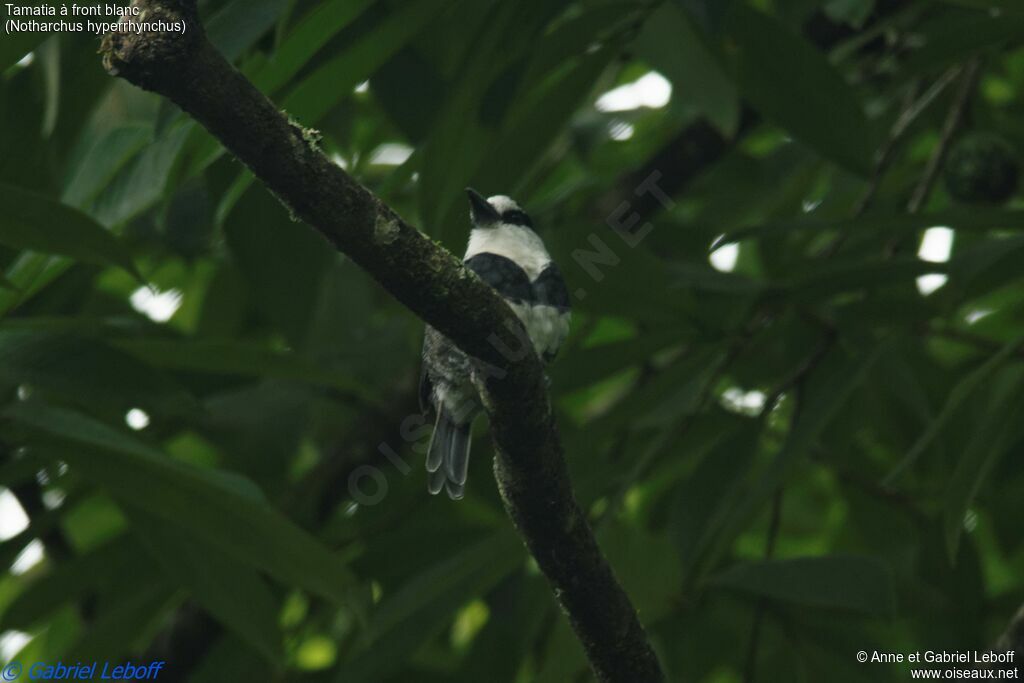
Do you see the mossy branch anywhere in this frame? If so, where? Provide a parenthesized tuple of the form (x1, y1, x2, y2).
(99, 2, 664, 681)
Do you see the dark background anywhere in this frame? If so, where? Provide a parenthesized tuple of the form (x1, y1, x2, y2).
(1, 0, 1022, 681)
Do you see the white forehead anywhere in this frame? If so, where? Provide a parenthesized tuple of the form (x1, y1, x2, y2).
(487, 195, 522, 213)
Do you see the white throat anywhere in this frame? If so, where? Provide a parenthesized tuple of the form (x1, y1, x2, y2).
(465, 224, 551, 280)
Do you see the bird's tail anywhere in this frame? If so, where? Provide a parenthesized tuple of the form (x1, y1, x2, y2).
(426, 408, 472, 500)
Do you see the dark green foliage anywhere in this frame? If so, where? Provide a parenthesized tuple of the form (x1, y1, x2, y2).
(1, 1, 1023, 681)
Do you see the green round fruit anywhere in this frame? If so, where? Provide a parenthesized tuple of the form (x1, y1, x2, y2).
(943, 132, 1019, 205)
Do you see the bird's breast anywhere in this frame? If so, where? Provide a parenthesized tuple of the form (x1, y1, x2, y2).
(465, 225, 551, 280)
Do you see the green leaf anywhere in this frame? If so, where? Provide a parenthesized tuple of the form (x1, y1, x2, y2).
(115, 338, 378, 405)
(179, 0, 388, 182)
(671, 263, 764, 294)
(127, 505, 283, 662)
(937, 0, 1024, 12)
(0, 1, 50, 72)
(778, 342, 887, 466)
(252, 0, 378, 94)
(0, 183, 140, 280)
(206, 0, 290, 61)
(823, 0, 876, 28)
(724, 5, 875, 174)
(553, 329, 682, 394)
(937, 0, 1024, 11)
(2, 533, 157, 631)
(416, 1, 537, 237)
(61, 124, 152, 209)
(637, 4, 740, 135)
(885, 333, 1024, 484)
(723, 208, 1024, 245)
(550, 222, 696, 324)
(0, 607, 77, 667)
(0, 253, 67, 316)
(417, 0, 570, 239)
(943, 366, 1024, 559)
(534, 618, 589, 683)
(787, 256, 946, 297)
(946, 234, 1024, 302)
(68, 580, 179, 662)
(4, 402, 359, 606)
(89, 123, 191, 228)
(705, 342, 888, 572)
(903, 14, 1024, 76)
(223, 186, 337, 345)
(37, 37, 59, 139)
(335, 533, 524, 683)
(371, 48, 449, 143)
(677, 0, 734, 33)
(474, 48, 615, 197)
(454, 575, 552, 682)
(604, 347, 725, 430)
(0, 327, 196, 416)
(522, 5, 633, 89)
(670, 422, 760, 580)
(282, 0, 450, 123)
(711, 556, 896, 616)
(600, 522, 683, 622)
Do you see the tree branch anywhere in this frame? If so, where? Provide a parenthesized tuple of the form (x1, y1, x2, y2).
(594, 108, 758, 223)
(905, 58, 981, 214)
(593, 0, 909, 226)
(99, 3, 663, 681)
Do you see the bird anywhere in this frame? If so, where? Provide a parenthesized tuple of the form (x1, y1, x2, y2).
(420, 188, 571, 500)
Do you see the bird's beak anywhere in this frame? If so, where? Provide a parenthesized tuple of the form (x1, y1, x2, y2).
(466, 187, 500, 225)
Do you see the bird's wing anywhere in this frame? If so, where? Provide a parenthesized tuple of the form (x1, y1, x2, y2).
(464, 252, 533, 302)
(532, 263, 572, 362)
(533, 262, 571, 312)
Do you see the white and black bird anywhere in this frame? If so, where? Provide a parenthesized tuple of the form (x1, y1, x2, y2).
(420, 188, 571, 499)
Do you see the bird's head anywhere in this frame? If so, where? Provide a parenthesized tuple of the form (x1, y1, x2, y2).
(466, 187, 533, 229)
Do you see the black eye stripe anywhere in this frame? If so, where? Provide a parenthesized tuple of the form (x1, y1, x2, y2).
(501, 209, 533, 227)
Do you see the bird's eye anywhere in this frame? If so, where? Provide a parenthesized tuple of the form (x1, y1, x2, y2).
(502, 209, 533, 227)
